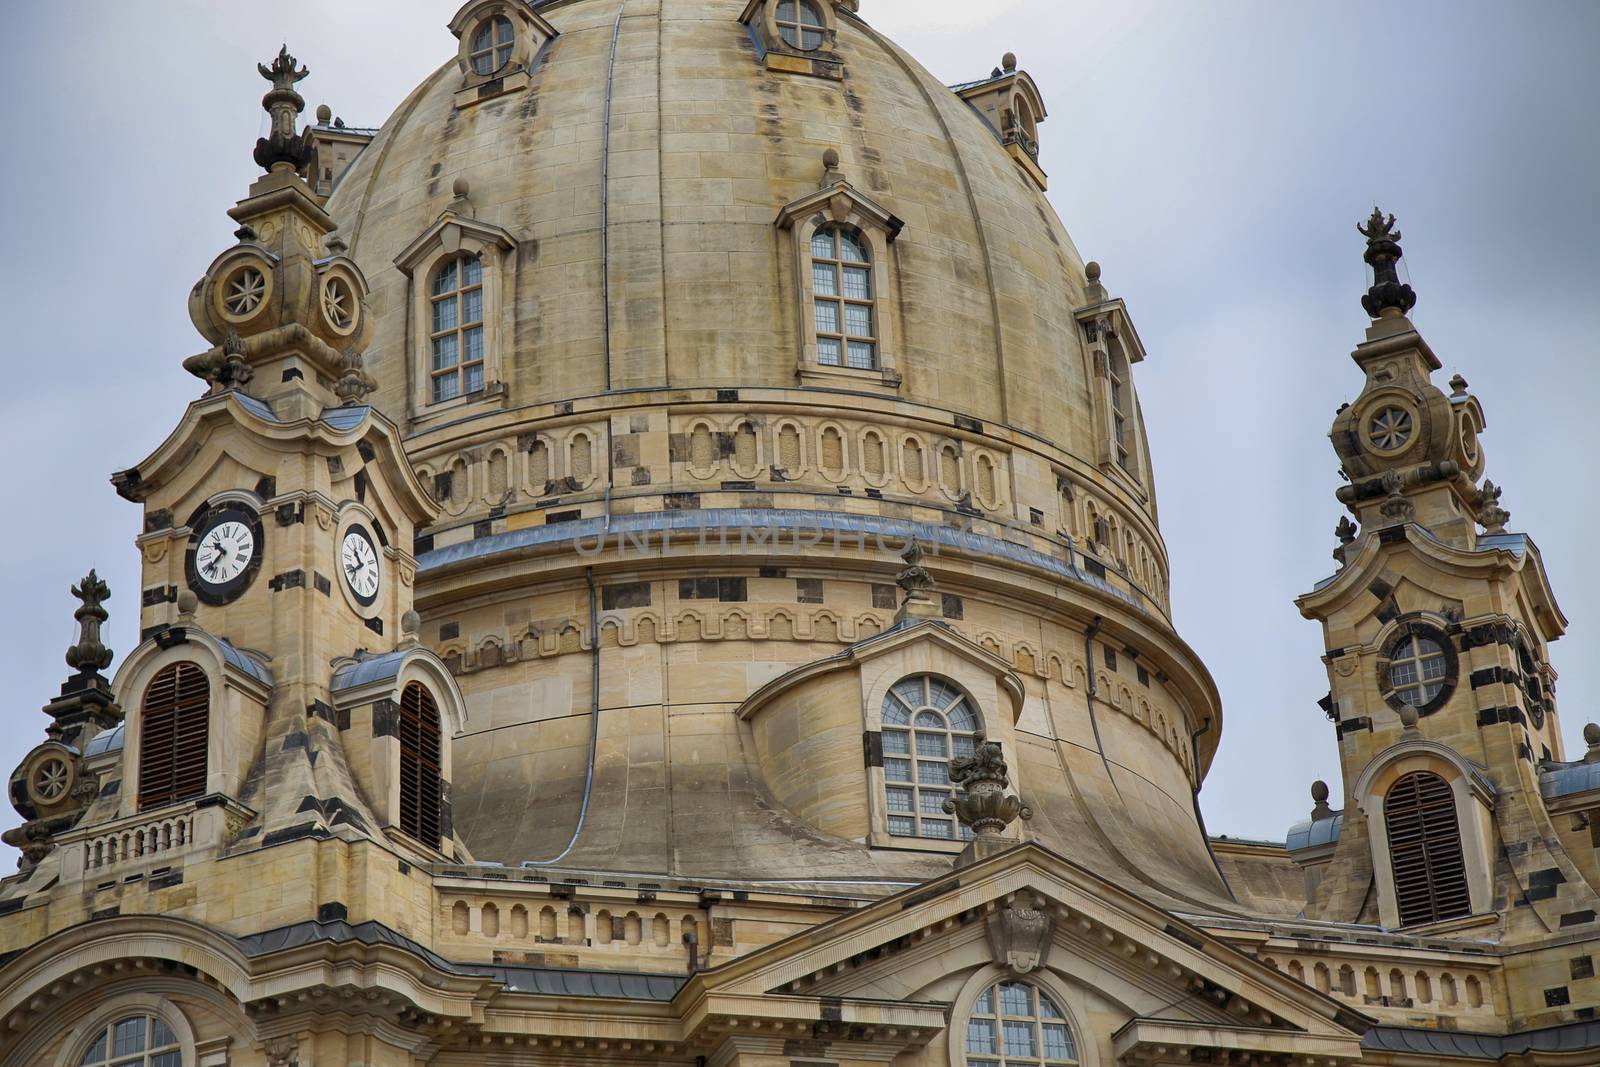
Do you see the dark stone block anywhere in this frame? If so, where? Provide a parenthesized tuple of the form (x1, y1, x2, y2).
(318, 901, 349, 922)
(354, 470, 367, 503)
(372, 699, 398, 738)
(871, 584, 898, 609)
(1545, 987, 1571, 1007)
(796, 578, 824, 604)
(314, 573, 332, 596)
(546, 509, 581, 524)
(255, 476, 278, 499)
(1560, 910, 1597, 928)
(142, 586, 178, 607)
(269, 569, 306, 592)
(603, 582, 652, 610)
(474, 519, 493, 539)
(941, 593, 963, 620)
(1571, 955, 1594, 980)
(760, 567, 787, 578)
(357, 441, 376, 463)
(1336, 716, 1373, 736)
(414, 534, 435, 555)
(717, 389, 740, 402)
(664, 492, 700, 510)
(718, 577, 748, 602)
(144, 509, 174, 533)
(365, 616, 384, 636)
(276, 503, 304, 526)
(862, 731, 883, 767)
(440, 622, 460, 640)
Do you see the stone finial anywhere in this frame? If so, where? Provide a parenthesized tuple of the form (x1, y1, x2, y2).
(1475, 479, 1510, 535)
(399, 610, 422, 650)
(253, 45, 314, 172)
(176, 589, 199, 623)
(820, 147, 844, 189)
(894, 537, 938, 621)
(1377, 469, 1415, 523)
(1002, 52, 1018, 73)
(1584, 723, 1600, 764)
(452, 175, 471, 201)
(1083, 260, 1106, 303)
(1450, 373, 1469, 397)
(1357, 207, 1417, 318)
(943, 734, 1032, 837)
(334, 346, 376, 406)
(1310, 779, 1333, 820)
(65, 571, 112, 675)
(1397, 703, 1421, 732)
(315, 103, 332, 125)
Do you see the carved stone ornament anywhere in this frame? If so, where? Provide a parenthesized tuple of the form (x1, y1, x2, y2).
(1377, 470, 1415, 523)
(943, 733, 1032, 836)
(1475, 479, 1510, 534)
(896, 537, 936, 605)
(987, 892, 1054, 974)
(65, 570, 113, 674)
(334, 346, 377, 406)
(254, 46, 313, 172)
(1357, 207, 1417, 318)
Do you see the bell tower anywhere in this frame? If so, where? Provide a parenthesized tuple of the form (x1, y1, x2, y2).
(1295, 212, 1597, 937)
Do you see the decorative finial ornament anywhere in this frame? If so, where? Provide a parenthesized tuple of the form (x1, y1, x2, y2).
(334, 346, 376, 406)
(1002, 52, 1018, 73)
(253, 45, 314, 172)
(1357, 207, 1417, 318)
(176, 590, 199, 624)
(1335, 516, 1358, 545)
(896, 537, 936, 609)
(1475, 479, 1510, 534)
(399, 610, 422, 650)
(1450, 373, 1469, 397)
(65, 571, 112, 675)
(943, 734, 1032, 837)
(1397, 703, 1421, 732)
(1311, 780, 1333, 820)
(1584, 722, 1600, 764)
(315, 103, 332, 125)
(1377, 469, 1415, 523)
(820, 147, 844, 189)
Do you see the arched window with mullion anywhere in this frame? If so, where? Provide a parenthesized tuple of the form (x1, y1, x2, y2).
(470, 16, 515, 75)
(881, 675, 980, 841)
(966, 980, 1079, 1067)
(429, 254, 486, 404)
(775, 0, 826, 50)
(811, 225, 877, 370)
(77, 1015, 181, 1067)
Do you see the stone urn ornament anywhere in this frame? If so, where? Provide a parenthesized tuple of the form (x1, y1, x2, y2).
(943, 734, 1032, 837)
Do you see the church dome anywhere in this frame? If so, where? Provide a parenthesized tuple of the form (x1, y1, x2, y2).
(317, 0, 1228, 906)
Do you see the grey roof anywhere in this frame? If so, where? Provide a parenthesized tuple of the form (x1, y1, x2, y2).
(232, 392, 279, 422)
(1478, 532, 1531, 557)
(1542, 759, 1600, 800)
(418, 510, 1148, 615)
(331, 649, 410, 693)
(233, 918, 684, 1000)
(321, 406, 371, 433)
(217, 638, 273, 687)
(1364, 1021, 1600, 1059)
(1285, 813, 1343, 852)
(83, 724, 125, 758)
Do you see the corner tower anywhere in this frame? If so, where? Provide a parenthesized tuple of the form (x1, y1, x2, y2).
(1296, 213, 1598, 961)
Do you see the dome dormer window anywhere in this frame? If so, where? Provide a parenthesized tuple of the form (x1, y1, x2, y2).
(953, 54, 1049, 190)
(810, 225, 876, 370)
(741, 0, 843, 79)
(776, 0, 827, 50)
(470, 15, 516, 75)
(449, 0, 557, 108)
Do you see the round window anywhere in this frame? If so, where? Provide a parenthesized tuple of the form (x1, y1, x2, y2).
(775, 0, 827, 51)
(219, 264, 268, 320)
(322, 274, 356, 333)
(1381, 623, 1458, 716)
(470, 16, 516, 75)
(1367, 405, 1415, 452)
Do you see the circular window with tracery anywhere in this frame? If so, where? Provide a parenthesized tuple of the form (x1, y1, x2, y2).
(1367, 406, 1415, 452)
(220, 265, 267, 319)
(322, 275, 356, 333)
(77, 1016, 182, 1067)
(965, 980, 1079, 1067)
(29, 756, 71, 804)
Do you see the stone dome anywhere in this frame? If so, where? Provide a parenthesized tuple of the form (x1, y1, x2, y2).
(319, 0, 1230, 909)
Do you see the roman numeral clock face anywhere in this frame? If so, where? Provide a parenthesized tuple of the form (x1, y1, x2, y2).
(341, 526, 381, 608)
(185, 506, 265, 606)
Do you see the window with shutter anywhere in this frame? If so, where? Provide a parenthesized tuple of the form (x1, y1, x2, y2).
(1385, 771, 1471, 926)
(398, 682, 443, 846)
(138, 663, 210, 810)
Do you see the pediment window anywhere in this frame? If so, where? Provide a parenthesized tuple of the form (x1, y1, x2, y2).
(965, 980, 1080, 1067)
(880, 674, 980, 842)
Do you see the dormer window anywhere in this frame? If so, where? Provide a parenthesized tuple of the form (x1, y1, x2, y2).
(810, 225, 876, 370)
(776, 0, 827, 50)
(470, 16, 516, 75)
(1075, 268, 1150, 492)
(953, 54, 1049, 190)
(430, 253, 486, 403)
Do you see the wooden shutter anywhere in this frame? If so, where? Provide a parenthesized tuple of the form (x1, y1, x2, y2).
(398, 682, 443, 846)
(1385, 771, 1472, 926)
(138, 662, 210, 810)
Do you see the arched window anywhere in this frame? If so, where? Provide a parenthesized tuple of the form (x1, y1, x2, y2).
(775, 0, 826, 50)
(429, 254, 486, 404)
(1107, 336, 1133, 472)
(811, 226, 876, 370)
(77, 1015, 181, 1067)
(882, 675, 980, 840)
(966, 980, 1079, 1067)
(470, 16, 515, 75)
(398, 682, 444, 846)
(1385, 771, 1471, 926)
(138, 663, 209, 810)
(1389, 636, 1448, 707)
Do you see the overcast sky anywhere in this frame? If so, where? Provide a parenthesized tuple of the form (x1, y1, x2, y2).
(1, 2, 1596, 856)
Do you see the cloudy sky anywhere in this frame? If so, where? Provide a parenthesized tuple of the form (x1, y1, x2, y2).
(1, 1, 1595, 854)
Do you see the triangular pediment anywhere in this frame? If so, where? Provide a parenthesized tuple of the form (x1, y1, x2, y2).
(692, 843, 1368, 1062)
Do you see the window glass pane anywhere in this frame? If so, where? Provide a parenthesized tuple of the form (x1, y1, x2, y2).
(811, 230, 836, 259)
(887, 814, 915, 836)
(915, 732, 947, 757)
(928, 679, 962, 708)
(112, 1018, 146, 1058)
(801, 28, 824, 49)
(960, 822, 976, 841)
(473, 53, 494, 75)
(915, 711, 943, 729)
(473, 22, 494, 51)
(885, 787, 914, 813)
(921, 818, 952, 839)
(948, 702, 978, 732)
(465, 362, 485, 394)
(816, 337, 842, 366)
(464, 325, 485, 362)
(497, 17, 515, 44)
(838, 231, 868, 263)
(843, 265, 872, 299)
(1043, 1023, 1076, 1059)
(999, 982, 1033, 1015)
(974, 989, 995, 1015)
(433, 260, 457, 295)
(918, 789, 949, 814)
(433, 374, 461, 404)
(1003, 1020, 1035, 1056)
(1422, 656, 1448, 680)
(802, 0, 825, 26)
(952, 735, 976, 757)
(150, 1020, 178, 1047)
(881, 697, 910, 725)
(813, 262, 838, 297)
(882, 729, 909, 753)
(432, 296, 459, 334)
(1038, 992, 1064, 1019)
(966, 1017, 997, 1054)
(497, 43, 514, 66)
(893, 678, 926, 707)
(778, 0, 797, 19)
(814, 300, 840, 335)
(79, 1033, 107, 1066)
(151, 1053, 182, 1067)
(1392, 638, 1414, 660)
(917, 761, 949, 785)
(462, 287, 484, 325)
(845, 303, 873, 338)
(884, 757, 911, 782)
(432, 334, 459, 370)
(462, 255, 483, 286)
(847, 341, 876, 369)
(1390, 661, 1418, 687)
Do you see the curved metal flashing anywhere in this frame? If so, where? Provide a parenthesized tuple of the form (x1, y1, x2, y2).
(1363, 1020, 1600, 1059)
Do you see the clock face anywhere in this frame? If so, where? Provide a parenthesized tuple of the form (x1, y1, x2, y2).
(185, 506, 264, 605)
(341, 526, 381, 607)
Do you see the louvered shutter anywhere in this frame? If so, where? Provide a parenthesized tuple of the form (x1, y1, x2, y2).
(398, 682, 443, 846)
(1385, 771, 1472, 926)
(138, 663, 210, 810)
